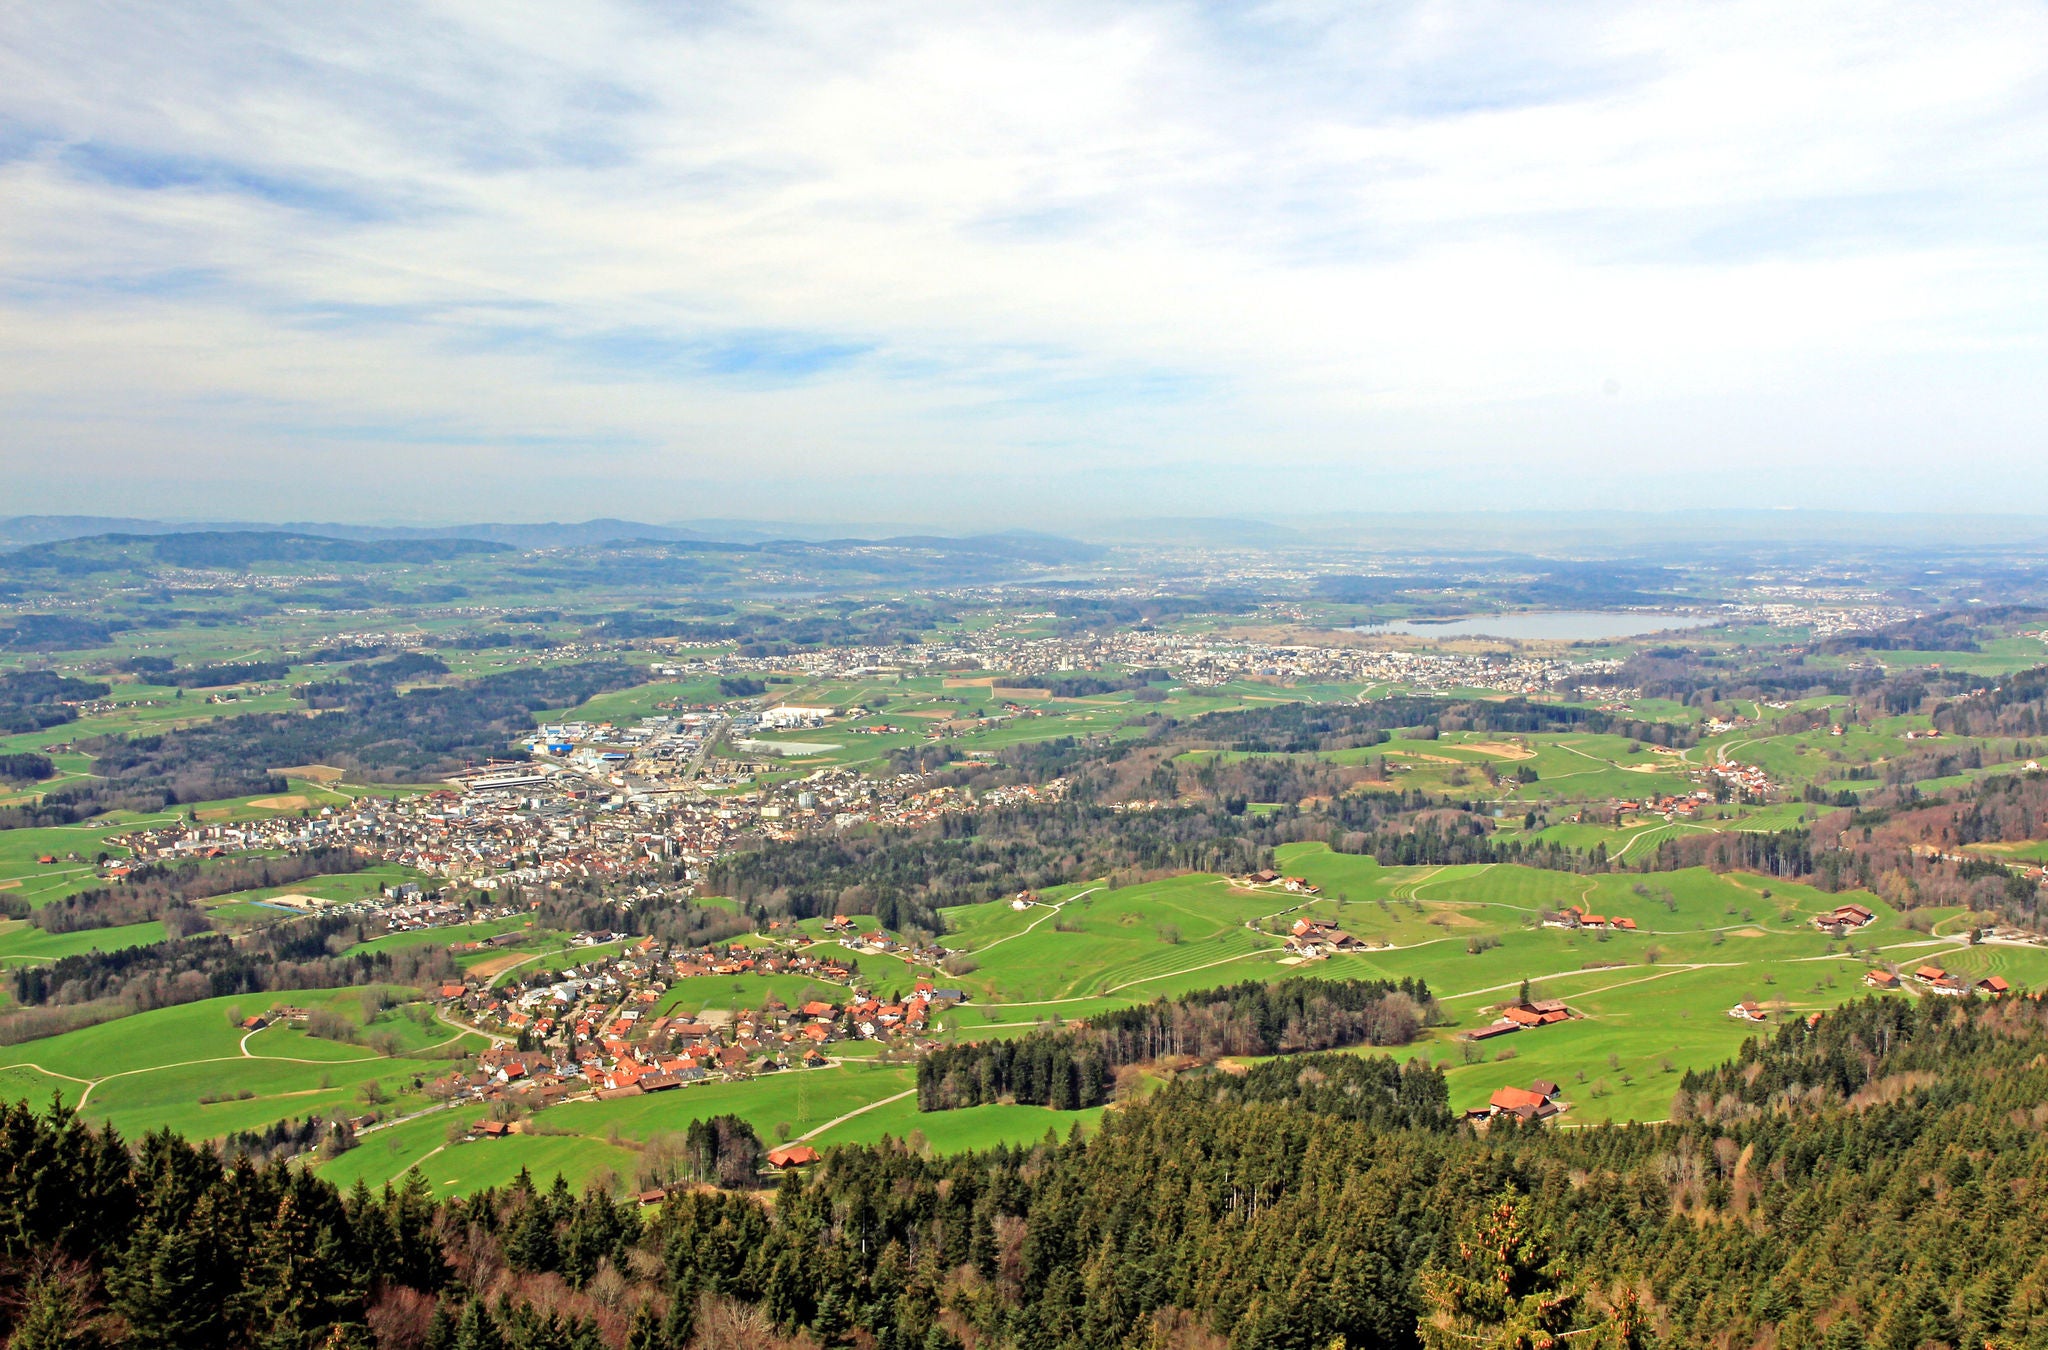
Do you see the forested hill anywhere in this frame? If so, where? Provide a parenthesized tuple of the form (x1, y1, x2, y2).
(0, 661, 642, 828)
(1, 530, 511, 574)
(7, 993, 2048, 1348)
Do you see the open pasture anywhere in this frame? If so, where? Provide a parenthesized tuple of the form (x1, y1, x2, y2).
(937, 872, 1287, 1005)
(0, 987, 481, 1135)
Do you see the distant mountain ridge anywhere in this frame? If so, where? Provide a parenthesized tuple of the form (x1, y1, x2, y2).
(0, 515, 1096, 556)
(0, 519, 1107, 568)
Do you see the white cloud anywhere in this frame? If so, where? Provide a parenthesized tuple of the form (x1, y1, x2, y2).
(1, 0, 2045, 521)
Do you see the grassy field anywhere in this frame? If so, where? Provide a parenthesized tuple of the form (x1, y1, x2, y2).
(0, 831, 2032, 1192)
(0, 918, 168, 964)
(0, 987, 487, 1138)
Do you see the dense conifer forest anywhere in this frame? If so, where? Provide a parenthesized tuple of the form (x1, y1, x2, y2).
(916, 977, 1433, 1111)
(5, 994, 2048, 1347)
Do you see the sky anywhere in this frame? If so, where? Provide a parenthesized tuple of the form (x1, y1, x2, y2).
(3, 0, 2046, 527)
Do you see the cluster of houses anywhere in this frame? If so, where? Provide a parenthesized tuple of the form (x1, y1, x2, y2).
(1862, 964, 2012, 998)
(436, 938, 972, 1119)
(1702, 759, 1775, 801)
(1247, 870, 1322, 894)
(1463, 997, 1575, 1043)
(1540, 905, 1638, 932)
(818, 914, 955, 966)
(1611, 792, 1716, 821)
(1284, 915, 1386, 958)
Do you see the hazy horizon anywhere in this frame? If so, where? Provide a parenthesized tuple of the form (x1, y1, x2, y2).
(5, 2, 2046, 521)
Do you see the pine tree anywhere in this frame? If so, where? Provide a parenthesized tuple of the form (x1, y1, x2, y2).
(451, 1301, 506, 1350)
(106, 1217, 234, 1350)
(7, 1258, 109, 1350)
(422, 1304, 459, 1350)
(1417, 1189, 1587, 1350)
(624, 1304, 666, 1350)
(505, 1199, 559, 1274)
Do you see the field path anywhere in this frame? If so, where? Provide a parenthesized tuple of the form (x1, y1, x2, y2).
(1439, 960, 1741, 1004)
(484, 952, 548, 990)
(798, 1087, 916, 1142)
(993, 944, 1284, 1010)
(72, 1047, 378, 1111)
(6, 1061, 92, 1089)
(438, 1005, 512, 1047)
(405, 1143, 450, 1174)
(969, 886, 1103, 956)
(360, 1100, 463, 1137)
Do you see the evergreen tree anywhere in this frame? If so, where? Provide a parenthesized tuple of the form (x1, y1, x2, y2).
(6, 1258, 109, 1350)
(450, 1301, 505, 1350)
(1417, 1189, 1587, 1350)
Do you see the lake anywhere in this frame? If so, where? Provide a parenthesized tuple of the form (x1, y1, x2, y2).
(1353, 611, 1718, 641)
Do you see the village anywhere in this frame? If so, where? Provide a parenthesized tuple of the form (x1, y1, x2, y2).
(104, 751, 1071, 912)
(419, 935, 971, 1132)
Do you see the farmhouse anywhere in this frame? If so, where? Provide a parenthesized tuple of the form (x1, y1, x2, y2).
(766, 1144, 821, 1169)
(1814, 903, 1876, 934)
(1472, 1082, 1564, 1124)
(1864, 970, 1900, 990)
(1912, 965, 1966, 996)
(1545, 905, 1637, 932)
(1728, 1001, 1768, 1023)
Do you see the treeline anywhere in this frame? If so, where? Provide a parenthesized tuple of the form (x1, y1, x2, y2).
(1038, 667, 1170, 698)
(1167, 695, 1697, 754)
(587, 600, 952, 655)
(1, 660, 644, 827)
(1222, 1048, 1454, 1128)
(0, 751, 54, 783)
(8, 914, 456, 1013)
(119, 655, 293, 686)
(1044, 591, 1254, 634)
(28, 847, 370, 933)
(1818, 611, 1988, 654)
(1935, 665, 2048, 738)
(709, 802, 1277, 933)
(917, 976, 1431, 1110)
(0, 613, 125, 650)
(485, 878, 755, 956)
(0, 668, 108, 731)
(217, 1111, 357, 1168)
(4, 528, 510, 572)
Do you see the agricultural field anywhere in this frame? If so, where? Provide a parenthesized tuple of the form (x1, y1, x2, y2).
(5, 827, 2036, 1196)
(0, 986, 490, 1140)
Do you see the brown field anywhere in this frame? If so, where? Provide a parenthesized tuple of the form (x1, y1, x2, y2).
(272, 764, 346, 782)
(467, 951, 538, 981)
(942, 677, 998, 688)
(990, 687, 1053, 700)
(0, 880, 20, 892)
(900, 709, 955, 719)
(249, 794, 313, 811)
(1466, 740, 1536, 760)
